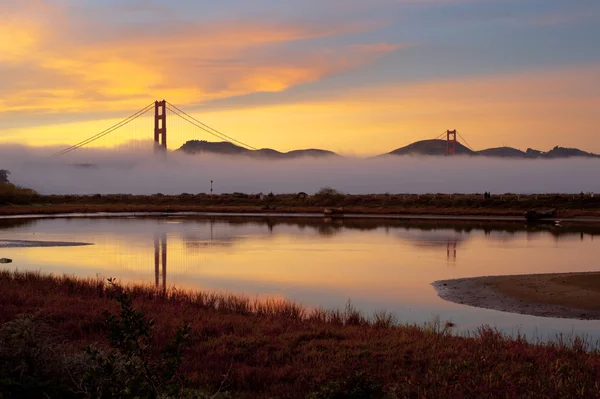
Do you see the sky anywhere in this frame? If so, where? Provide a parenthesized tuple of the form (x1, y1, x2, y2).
(1, 0, 600, 156)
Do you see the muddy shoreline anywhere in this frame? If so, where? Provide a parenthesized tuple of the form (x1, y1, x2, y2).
(2, 204, 600, 226)
(434, 272, 600, 320)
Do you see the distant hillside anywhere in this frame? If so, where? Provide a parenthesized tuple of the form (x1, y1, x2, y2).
(383, 141, 600, 159)
(476, 147, 526, 158)
(544, 146, 600, 158)
(179, 140, 338, 159)
(386, 139, 474, 156)
(177, 139, 600, 161)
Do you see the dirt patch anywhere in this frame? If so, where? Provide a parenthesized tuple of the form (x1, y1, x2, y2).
(433, 272, 600, 320)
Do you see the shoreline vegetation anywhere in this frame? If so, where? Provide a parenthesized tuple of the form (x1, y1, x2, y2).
(1, 271, 600, 397)
(3, 190, 600, 220)
(434, 272, 600, 320)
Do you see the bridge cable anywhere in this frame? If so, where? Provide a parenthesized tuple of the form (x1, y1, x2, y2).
(457, 132, 475, 152)
(51, 102, 155, 157)
(433, 131, 447, 140)
(165, 104, 239, 148)
(166, 102, 258, 150)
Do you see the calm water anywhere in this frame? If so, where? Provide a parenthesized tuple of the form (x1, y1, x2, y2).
(2, 215, 600, 341)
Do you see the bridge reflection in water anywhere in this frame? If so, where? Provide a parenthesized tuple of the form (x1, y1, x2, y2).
(154, 232, 167, 292)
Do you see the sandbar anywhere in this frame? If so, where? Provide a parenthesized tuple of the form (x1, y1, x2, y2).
(0, 239, 92, 248)
(433, 272, 600, 320)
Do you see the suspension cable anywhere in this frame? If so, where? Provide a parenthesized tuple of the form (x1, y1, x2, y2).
(433, 131, 447, 140)
(166, 101, 258, 150)
(457, 132, 475, 152)
(52, 103, 155, 157)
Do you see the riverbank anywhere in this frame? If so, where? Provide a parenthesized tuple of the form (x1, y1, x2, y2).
(434, 272, 600, 320)
(0, 202, 600, 218)
(1, 271, 600, 397)
(3, 192, 600, 219)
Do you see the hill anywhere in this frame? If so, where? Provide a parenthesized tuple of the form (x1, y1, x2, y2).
(385, 139, 474, 156)
(178, 139, 600, 160)
(179, 140, 338, 159)
(383, 142, 599, 159)
(544, 146, 600, 159)
(476, 147, 526, 158)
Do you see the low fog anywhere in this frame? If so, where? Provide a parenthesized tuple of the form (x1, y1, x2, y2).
(2, 145, 599, 195)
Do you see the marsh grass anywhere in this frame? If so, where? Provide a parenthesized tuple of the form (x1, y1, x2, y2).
(1, 270, 600, 397)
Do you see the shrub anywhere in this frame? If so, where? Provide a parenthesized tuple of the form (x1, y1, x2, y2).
(313, 187, 345, 206)
(0, 314, 76, 398)
(0, 279, 196, 398)
(0, 182, 38, 205)
(0, 169, 9, 184)
(81, 279, 192, 398)
(308, 372, 384, 399)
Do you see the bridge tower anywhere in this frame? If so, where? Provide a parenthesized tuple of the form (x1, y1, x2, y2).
(154, 100, 167, 151)
(446, 129, 457, 156)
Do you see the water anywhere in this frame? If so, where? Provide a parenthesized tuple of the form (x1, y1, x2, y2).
(1, 215, 600, 342)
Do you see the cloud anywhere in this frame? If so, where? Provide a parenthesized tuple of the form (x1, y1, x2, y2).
(0, 1, 399, 117)
(3, 62, 599, 156)
(153, 63, 598, 156)
(504, 5, 600, 27)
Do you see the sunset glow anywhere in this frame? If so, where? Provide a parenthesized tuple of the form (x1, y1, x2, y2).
(2, 0, 600, 155)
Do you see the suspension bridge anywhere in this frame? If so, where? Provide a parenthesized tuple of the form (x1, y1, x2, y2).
(51, 100, 258, 158)
(52, 100, 474, 158)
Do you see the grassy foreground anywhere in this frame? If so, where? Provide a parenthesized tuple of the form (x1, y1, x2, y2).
(1, 271, 600, 398)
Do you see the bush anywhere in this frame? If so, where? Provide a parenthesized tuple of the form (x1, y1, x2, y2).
(81, 279, 192, 398)
(312, 187, 345, 206)
(0, 279, 195, 398)
(0, 314, 76, 398)
(308, 372, 384, 399)
(0, 169, 9, 184)
(0, 182, 38, 205)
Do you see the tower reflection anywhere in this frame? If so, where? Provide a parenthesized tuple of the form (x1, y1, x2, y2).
(154, 232, 167, 292)
(447, 239, 457, 264)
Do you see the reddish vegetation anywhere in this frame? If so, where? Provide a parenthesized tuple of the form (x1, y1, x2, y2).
(1, 271, 600, 397)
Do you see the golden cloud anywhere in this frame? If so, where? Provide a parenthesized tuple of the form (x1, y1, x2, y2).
(5, 63, 600, 155)
(0, 2, 399, 115)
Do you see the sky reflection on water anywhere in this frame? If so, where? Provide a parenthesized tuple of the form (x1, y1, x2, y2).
(1, 216, 600, 342)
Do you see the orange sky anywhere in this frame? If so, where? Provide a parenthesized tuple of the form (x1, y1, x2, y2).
(2, 0, 600, 156)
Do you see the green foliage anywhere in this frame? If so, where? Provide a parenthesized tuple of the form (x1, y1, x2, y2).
(81, 278, 192, 398)
(0, 314, 77, 398)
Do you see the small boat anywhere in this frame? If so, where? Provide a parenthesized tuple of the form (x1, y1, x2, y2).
(525, 209, 556, 222)
(323, 208, 344, 217)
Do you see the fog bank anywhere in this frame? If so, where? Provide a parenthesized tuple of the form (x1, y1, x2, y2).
(2, 145, 599, 195)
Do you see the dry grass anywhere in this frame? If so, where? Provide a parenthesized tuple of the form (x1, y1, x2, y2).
(1, 270, 600, 397)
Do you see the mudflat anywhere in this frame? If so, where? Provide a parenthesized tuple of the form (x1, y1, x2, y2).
(433, 272, 600, 320)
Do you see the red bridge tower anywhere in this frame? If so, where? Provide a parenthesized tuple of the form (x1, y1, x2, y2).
(446, 129, 457, 156)
(154, 100, 167, 151)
